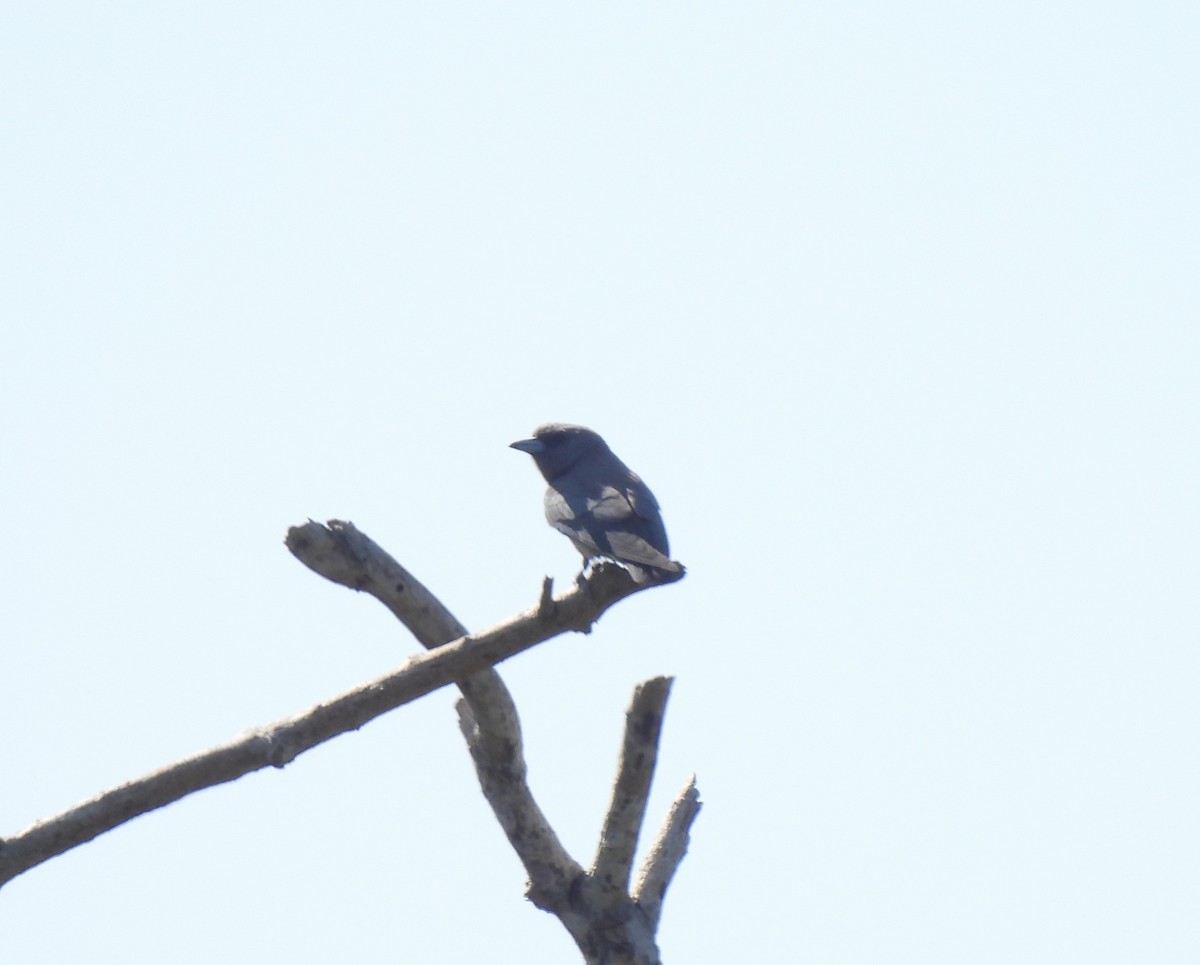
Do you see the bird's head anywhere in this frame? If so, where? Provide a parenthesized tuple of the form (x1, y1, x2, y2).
(509, 423, 612, 483)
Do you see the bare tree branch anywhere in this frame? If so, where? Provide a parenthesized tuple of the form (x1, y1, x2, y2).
(285, 518, 470, 646)
(3, 517, 699, 965)
(593, 677, 674, 893)
(632, 776, 703, 931)
(287, 520, 689, 925)
(459, 670, 690, 965)
(290, 519, 698, 965)
(0, 520, 659, 889)
(286, 518, 525, 768)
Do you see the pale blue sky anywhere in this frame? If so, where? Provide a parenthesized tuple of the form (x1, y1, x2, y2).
(2, 3, 1197, 962)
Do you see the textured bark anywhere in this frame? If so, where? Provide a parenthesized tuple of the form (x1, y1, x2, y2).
(593, 678, 674, 894)
(632, 776, 703, 931)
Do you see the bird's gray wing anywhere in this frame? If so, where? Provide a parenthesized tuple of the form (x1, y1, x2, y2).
(590, 486, 676, 571)
(545, 487, 603, 556)
(604, 530, 678, 571)
(588, 486, 637, 521)
(547, 483, 677, 573)
(615, 480, 672, 554)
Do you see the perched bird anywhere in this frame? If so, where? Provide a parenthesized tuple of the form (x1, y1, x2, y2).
(510, 423, 684, 583)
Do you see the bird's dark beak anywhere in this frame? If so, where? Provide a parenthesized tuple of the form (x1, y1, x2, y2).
(509, 437, 545, 454)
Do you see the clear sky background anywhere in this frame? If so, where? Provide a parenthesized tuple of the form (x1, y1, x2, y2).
(2, 3, 1197, 962)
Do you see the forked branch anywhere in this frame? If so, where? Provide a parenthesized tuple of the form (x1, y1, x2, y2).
(1, 519, 699, 965)
(292, 520, 701, 964)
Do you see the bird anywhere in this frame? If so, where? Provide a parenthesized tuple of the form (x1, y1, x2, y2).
(510, 423, 684, 583)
